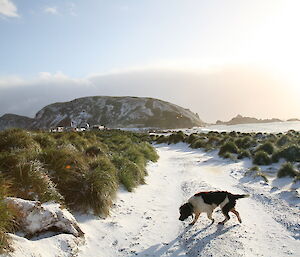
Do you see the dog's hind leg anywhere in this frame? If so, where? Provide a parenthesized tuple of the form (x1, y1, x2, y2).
(231, 208, 242, 223)
(219, 202, 234, 225)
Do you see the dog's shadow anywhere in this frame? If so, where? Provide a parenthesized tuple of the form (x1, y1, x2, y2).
(132, 223, 238, 257)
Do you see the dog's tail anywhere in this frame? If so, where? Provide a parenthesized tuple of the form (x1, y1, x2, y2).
(232, 194, 250, 200)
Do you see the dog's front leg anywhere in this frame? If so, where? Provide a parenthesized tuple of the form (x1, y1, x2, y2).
(189, 212, 200, 225)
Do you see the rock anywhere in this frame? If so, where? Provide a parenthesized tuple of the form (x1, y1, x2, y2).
(5, 197, 84, 238)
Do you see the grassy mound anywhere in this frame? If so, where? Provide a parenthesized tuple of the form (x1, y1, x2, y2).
(0, 128, 159, 251)
(277, 162, 299, 178)
(253, 150, 272, 165)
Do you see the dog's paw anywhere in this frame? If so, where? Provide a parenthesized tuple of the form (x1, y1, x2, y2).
(189, 222, 195, 226)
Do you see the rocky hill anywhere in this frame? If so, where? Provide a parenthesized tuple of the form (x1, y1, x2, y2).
(216, 114, 282, 125)
(0, 114, 34, 131)
(0, 96, 205, 130)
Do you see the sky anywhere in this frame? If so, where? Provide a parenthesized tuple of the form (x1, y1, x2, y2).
(0, 0, 300, 123)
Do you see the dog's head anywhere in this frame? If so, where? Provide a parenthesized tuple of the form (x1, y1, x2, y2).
(179, 202, 193, 221)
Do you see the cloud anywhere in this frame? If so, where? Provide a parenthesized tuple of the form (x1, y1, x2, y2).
(44, 6, 58, 15)
(0, 0, 19, 17)
(0, 68, 299, 123)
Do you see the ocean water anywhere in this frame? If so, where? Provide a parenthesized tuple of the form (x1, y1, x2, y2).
(187, 121, 300, 134)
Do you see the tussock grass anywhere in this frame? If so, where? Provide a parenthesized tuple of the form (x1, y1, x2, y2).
(256, 142, 275, 155)
(218, 141, 239, 156)
(0, 129, 40, 153)
(277, 162, 299, 178)
(0, 176, 16, 254)
(167, 131, 186, 144)
(0, 128, 158, 228)
(253, 150, 272, 165)
(237, 150, 251, 159)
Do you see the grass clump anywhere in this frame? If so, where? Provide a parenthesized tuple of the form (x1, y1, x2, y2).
(190, 139, 206, 149)
(218, 141, 238, 156)
(0, 176, 16, 254)
(82, 156, 118, 216)
(167, 131, 186, 144)
(0, 129, 40, 153)
(277, 162, 299, 178)
(256, 142, 275, 155)
(253, 150, 272, 165)
(273, 145, 300, 162)
(237, 150, 251, 159)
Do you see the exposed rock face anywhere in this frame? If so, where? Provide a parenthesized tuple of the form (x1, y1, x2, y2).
(0, 96, 204, 130)
(216, 114, 283, 126)
(0, 114, 33, 130)
(5, 197, 84, 238)
(31, 96, 204, 129)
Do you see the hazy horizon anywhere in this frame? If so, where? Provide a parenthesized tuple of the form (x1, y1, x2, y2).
(1, 0, 300, 123)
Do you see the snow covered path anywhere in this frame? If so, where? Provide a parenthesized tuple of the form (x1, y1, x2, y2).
(77, 143, 300, 257)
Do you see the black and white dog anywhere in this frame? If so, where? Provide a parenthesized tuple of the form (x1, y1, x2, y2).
(179, 191, 249, 225)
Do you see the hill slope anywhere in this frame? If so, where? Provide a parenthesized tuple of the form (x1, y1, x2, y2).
(0, 114, 33, 131)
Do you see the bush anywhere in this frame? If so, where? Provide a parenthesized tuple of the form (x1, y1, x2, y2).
(237, 150, 251, 159)
(273, 145, 300, 162)
(0, 129, 40, 153)
(235, 136, 252, 149)
(39, 148, 89, 207)
(218, 141, 238, 156)
(253, 150, 272, 165)
(168, 131, 185, 144)
(156, 135, 168, 144)
(250, 166, 260, 171)
(85, 146, 104, 157)
(276, 135, 290, 147)
(256, 142, 275, 155)
(0, 176, 16, 253)
(112, 155, 145, 192)
(190, 139, 206, 149)
(33, 133, 56, 148)
(244, 169, 268, 182)
(80, 156, 118, 216)
(1, 154, 62, 202)
(186, 134, 198, 144)
(277, 162, 299, 178)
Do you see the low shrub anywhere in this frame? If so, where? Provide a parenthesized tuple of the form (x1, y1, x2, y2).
(256, 142, 275, 155)
(155, 135, 168, 144)
(80, 156, 118, 216)
(85, 146, 104, 157)
(277, 162, 299, 178)
(186, 134, 198, 144)
(276, 135, 290, 147)
(253, 150, 272, 165)
(237, 150, 251, 159)
(273, 145, 300, 162)
(1, 155, 62, 203)
(112, 155, 145, 192)
(250, 166, 260, 171)
(168, 131, 185, 144)
(0, 176, 16, 254)
(244, 169, 268, 182)
(190, 139, 206, 149)
(218, 141, 238, 156)
(0, 129, 40, 153)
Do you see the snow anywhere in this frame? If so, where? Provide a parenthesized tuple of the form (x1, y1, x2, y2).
(4, 198, 84, 238)
(2, 143, 300, 257)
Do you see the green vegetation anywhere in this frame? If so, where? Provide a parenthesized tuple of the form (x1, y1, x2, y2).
(277, 162, 299, 178)
(0, 128, 158, 252)
(218, 141, 239, 157)
(253, 150, 272, 165)
(154, 129, 300, 168)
